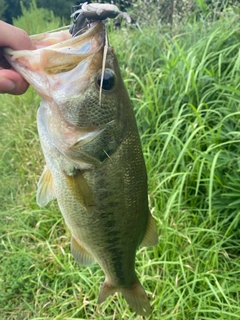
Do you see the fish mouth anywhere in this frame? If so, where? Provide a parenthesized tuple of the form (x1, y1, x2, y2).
(30, 21, 105, 75)
(3, 22, 107, 156)
(4, 22, 105, 96)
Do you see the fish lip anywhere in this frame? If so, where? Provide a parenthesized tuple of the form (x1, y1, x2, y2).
(38, 21, 105, 51)
(4, 21, 105, 58)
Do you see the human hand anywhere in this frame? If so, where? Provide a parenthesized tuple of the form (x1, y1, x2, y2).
(0, 21, 35, 95)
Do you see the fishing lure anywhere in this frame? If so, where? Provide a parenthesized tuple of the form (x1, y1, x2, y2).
(69, 2, 131, 36)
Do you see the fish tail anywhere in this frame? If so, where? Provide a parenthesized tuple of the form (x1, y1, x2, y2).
(98, 279, 151, 316)
(120, 280, 151, 316)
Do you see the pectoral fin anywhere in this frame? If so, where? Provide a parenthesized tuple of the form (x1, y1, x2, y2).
(71, 235, 95, 266)
(140, 212, 158, 247)
(65, 170, 94, 214)
(36, 166, 56, 207)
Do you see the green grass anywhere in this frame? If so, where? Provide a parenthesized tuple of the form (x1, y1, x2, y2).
(1, 6, 240, 320)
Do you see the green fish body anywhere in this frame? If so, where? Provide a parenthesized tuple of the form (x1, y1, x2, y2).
(4, 21, 158, 316)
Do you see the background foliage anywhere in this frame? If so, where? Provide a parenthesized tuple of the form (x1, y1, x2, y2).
(1, 0, 240, 24)
(1, 1, 240, 320)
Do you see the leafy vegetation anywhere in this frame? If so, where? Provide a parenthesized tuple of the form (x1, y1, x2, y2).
(2, 0, 240, 25)
(1, 0, 73, 24)
(13, 0, 62, 34)
(1, 3, 240, 320)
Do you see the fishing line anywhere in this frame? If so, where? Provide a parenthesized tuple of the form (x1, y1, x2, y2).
(99, 28, 108, 106)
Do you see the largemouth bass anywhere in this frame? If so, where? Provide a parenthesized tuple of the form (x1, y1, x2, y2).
(4, 16, 158, 317)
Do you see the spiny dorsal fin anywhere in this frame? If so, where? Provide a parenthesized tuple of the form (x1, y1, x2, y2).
(36, 166, 56, 207)
(71, 235, 95, 266)
(140, 212, 158, 247)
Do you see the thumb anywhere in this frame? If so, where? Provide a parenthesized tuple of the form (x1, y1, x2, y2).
(0, 69, 29, 95)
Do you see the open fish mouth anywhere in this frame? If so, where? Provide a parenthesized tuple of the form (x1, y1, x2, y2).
(4, 22, 106, 96)
(3, 21, 108, 159)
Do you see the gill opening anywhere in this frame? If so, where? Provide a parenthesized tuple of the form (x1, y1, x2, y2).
(99, 30, 108, 106)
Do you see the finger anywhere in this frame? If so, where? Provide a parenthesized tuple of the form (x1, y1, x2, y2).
(0, 69, 29, 95)
(0, 21, 35, 50)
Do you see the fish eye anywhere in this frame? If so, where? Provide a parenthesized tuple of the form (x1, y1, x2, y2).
(96, 69, 116, 91)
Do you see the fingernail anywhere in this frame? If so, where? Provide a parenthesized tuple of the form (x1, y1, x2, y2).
(0, 78, 15, 93)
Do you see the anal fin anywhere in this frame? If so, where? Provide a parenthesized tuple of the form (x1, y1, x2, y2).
(140, 212, 158, 247)
(71, 235, 95, 266)
(36, 166, 56, 207)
